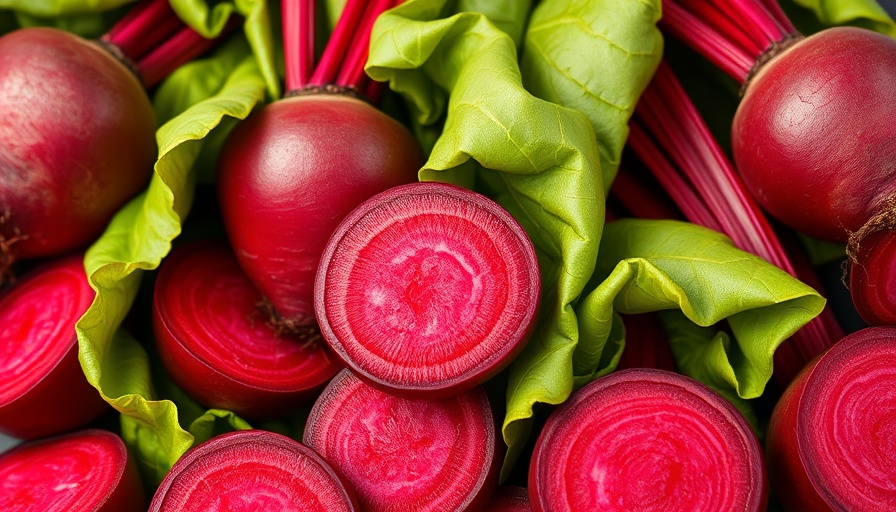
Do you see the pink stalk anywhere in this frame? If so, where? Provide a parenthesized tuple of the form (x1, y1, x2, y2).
(308, 0, 367, 86)
(610, 166, 685, 222)
(136, 18, 239, 88)
(677, 0, 764, 56)
(335, 0, 395, 91)
(364, 78, 387, 104)
(759, 0, 797, 33)
(283, 0, 315, 92)
(103, 0, 183, 61)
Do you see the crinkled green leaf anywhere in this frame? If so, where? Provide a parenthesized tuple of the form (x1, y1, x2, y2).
(0, 0, 133, 17)
(789, 0, 896, 37)
(520, 0, 662, 188)
(367, 0, 604, 479)
(77, 55, 266, 485)
(455, 0, 532, 46)
(579, 219, 824, 402)
(13, 8, 123, 37)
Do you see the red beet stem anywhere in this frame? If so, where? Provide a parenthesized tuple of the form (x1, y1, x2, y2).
(334, 0, 395, 92)
(609, 166, 685, 222)
(136, 18, 239, 88)
(309, 0, 367, 86)
(616, 313, 676, 372)
(283, 0, 315, 92)
(103, 0, 183, 62)
(676, 0, 764, 57)
(629, 61, 841, 385)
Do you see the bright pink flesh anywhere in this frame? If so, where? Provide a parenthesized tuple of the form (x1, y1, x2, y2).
(0, 27, 156, 260)
(315, 182, 540, 397)
(0, 429, 144, 511)
(797, 327, 896, 510)
(529, 369, 767, 512)
(484, 486, 531, 512)
(217, 94, 422, 326)
(153, 241, 342, 419)
(150, 430, 359, 511)
(303, 369, 498, 512)
(0, 255, 107, 439)
(733, 27, 896, 242)
(849, 230, 896, 325)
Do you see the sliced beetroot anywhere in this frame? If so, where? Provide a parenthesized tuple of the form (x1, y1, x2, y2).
(0, 428, 144, 511)
(315, 182, 540, 397)
(768, 327, 896, 511)
(303, 369, 498, 512)
(153, 241, 342, 419)
(529, 369, 767, 512)
(0, 255, 108, 439)
(484, 486, 531, 512)
(150, 429, 358, 511)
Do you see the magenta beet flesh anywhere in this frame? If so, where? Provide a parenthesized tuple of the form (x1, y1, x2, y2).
(529, 369, 767, 512)
(0, 255, 108, 439)
(303, 369, 498, 512)
(0, 429, 145, 511)
(150, 430, 359, 511)
(152, 241, 342, 419)
(732, 27, 896, 242)
(217, 94, 423, 326)
(315, 182, 540, 397)
(0, 28, 156, 260)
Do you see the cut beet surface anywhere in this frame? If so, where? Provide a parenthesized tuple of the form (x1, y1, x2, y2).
(303, 369, 498, 512)
(153, 241, 342, 419)
(0, 428, 144, 511)
(529, 369, 767, 512)
(0, 255, 108, 439)
(150, 429, 358, 511)
(315, 182, 540, 397)
(484, 486, 531, 511)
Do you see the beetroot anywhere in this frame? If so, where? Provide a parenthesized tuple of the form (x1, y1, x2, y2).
(152, 241, 342, 419)
(0, 429, 144, 511)
(0, 255, 108, 439)
(767, 327, 896, 511)
(484, 486, 531, 512)
(849, 229, 896, 325)
(529, 369, 767, 512)
(303, 369, 498, 512)
(315, 182, 540, 397)
(150, 429, 359, 511)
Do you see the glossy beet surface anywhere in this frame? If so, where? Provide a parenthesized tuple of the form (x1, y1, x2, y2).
(153, 241, 341, 419)
(0, 28, 156, 260)
(529, 369, 767, 512)
(0, 429, 145, 511)
(0, 255, 107, 439)
(150, 430, 358, 511)
(315, 182, 540, 398)
(733, 27, 896, 242)
(303, 369, 498, 512)
(849, 229, 896, 325)
(218, 94, 423, 326)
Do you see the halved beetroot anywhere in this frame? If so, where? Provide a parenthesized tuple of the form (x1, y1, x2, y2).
(529, 369, 767, 512)
(314, 182, 540, 397)
(0, 255, 108, 439)
(767, 327, 896, 511)
(153, 241, 342, 419)
(484, 486, 531, 511)
(0, 428, 144, 511)
(150, 429, 358, 511)
(303, 369, 498, 512)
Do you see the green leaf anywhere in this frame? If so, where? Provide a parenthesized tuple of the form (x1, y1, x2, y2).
(454, 0, 533, 47)
(520, 0, 663, 188)
(0, 10, 18, 34)
(787, 0, 896, 37)
(77, 54, 266, 485)
(13, 8, 123, 37)
(367, 0, 604, 480)
(0, 0, 134, 17)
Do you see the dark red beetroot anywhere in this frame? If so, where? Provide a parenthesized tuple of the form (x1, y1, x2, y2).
(0, 429, 144, 511)
(849, 229, 896, 325)
(303, 369, 498, 512)
(529, 369, 767, 512)
(150, 429, 359, 511)
(152, 241, 342, 419)
(0, 255, 108, 439)
(767, 327, 896, 511)
(484, 486, 531, 512)
(315, 182, 540, 397)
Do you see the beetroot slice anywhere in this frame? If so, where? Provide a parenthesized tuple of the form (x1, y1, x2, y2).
(150, 430, 358, 511)
(484, 486, 532, 512)
(303, 369, 498, 512)
(153, 241, 341, 419)
(315, 182, 540, 397)
(796, 327, 896, 511)
(529, 369, 767, 512)
(0, 255, 107, 439)
(0, 428, 144, 511)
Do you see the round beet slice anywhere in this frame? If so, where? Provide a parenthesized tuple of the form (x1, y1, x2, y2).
(529, 369, 767, 512)
(150, 430, 358, 511)
(484, 486, 531, 511)
(315, 182, 540, 397)
(153, 241, 342, 419)
(303, 369, 498, 512)
(0, 428, 144, 511)
(0, 255, 108, 439)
